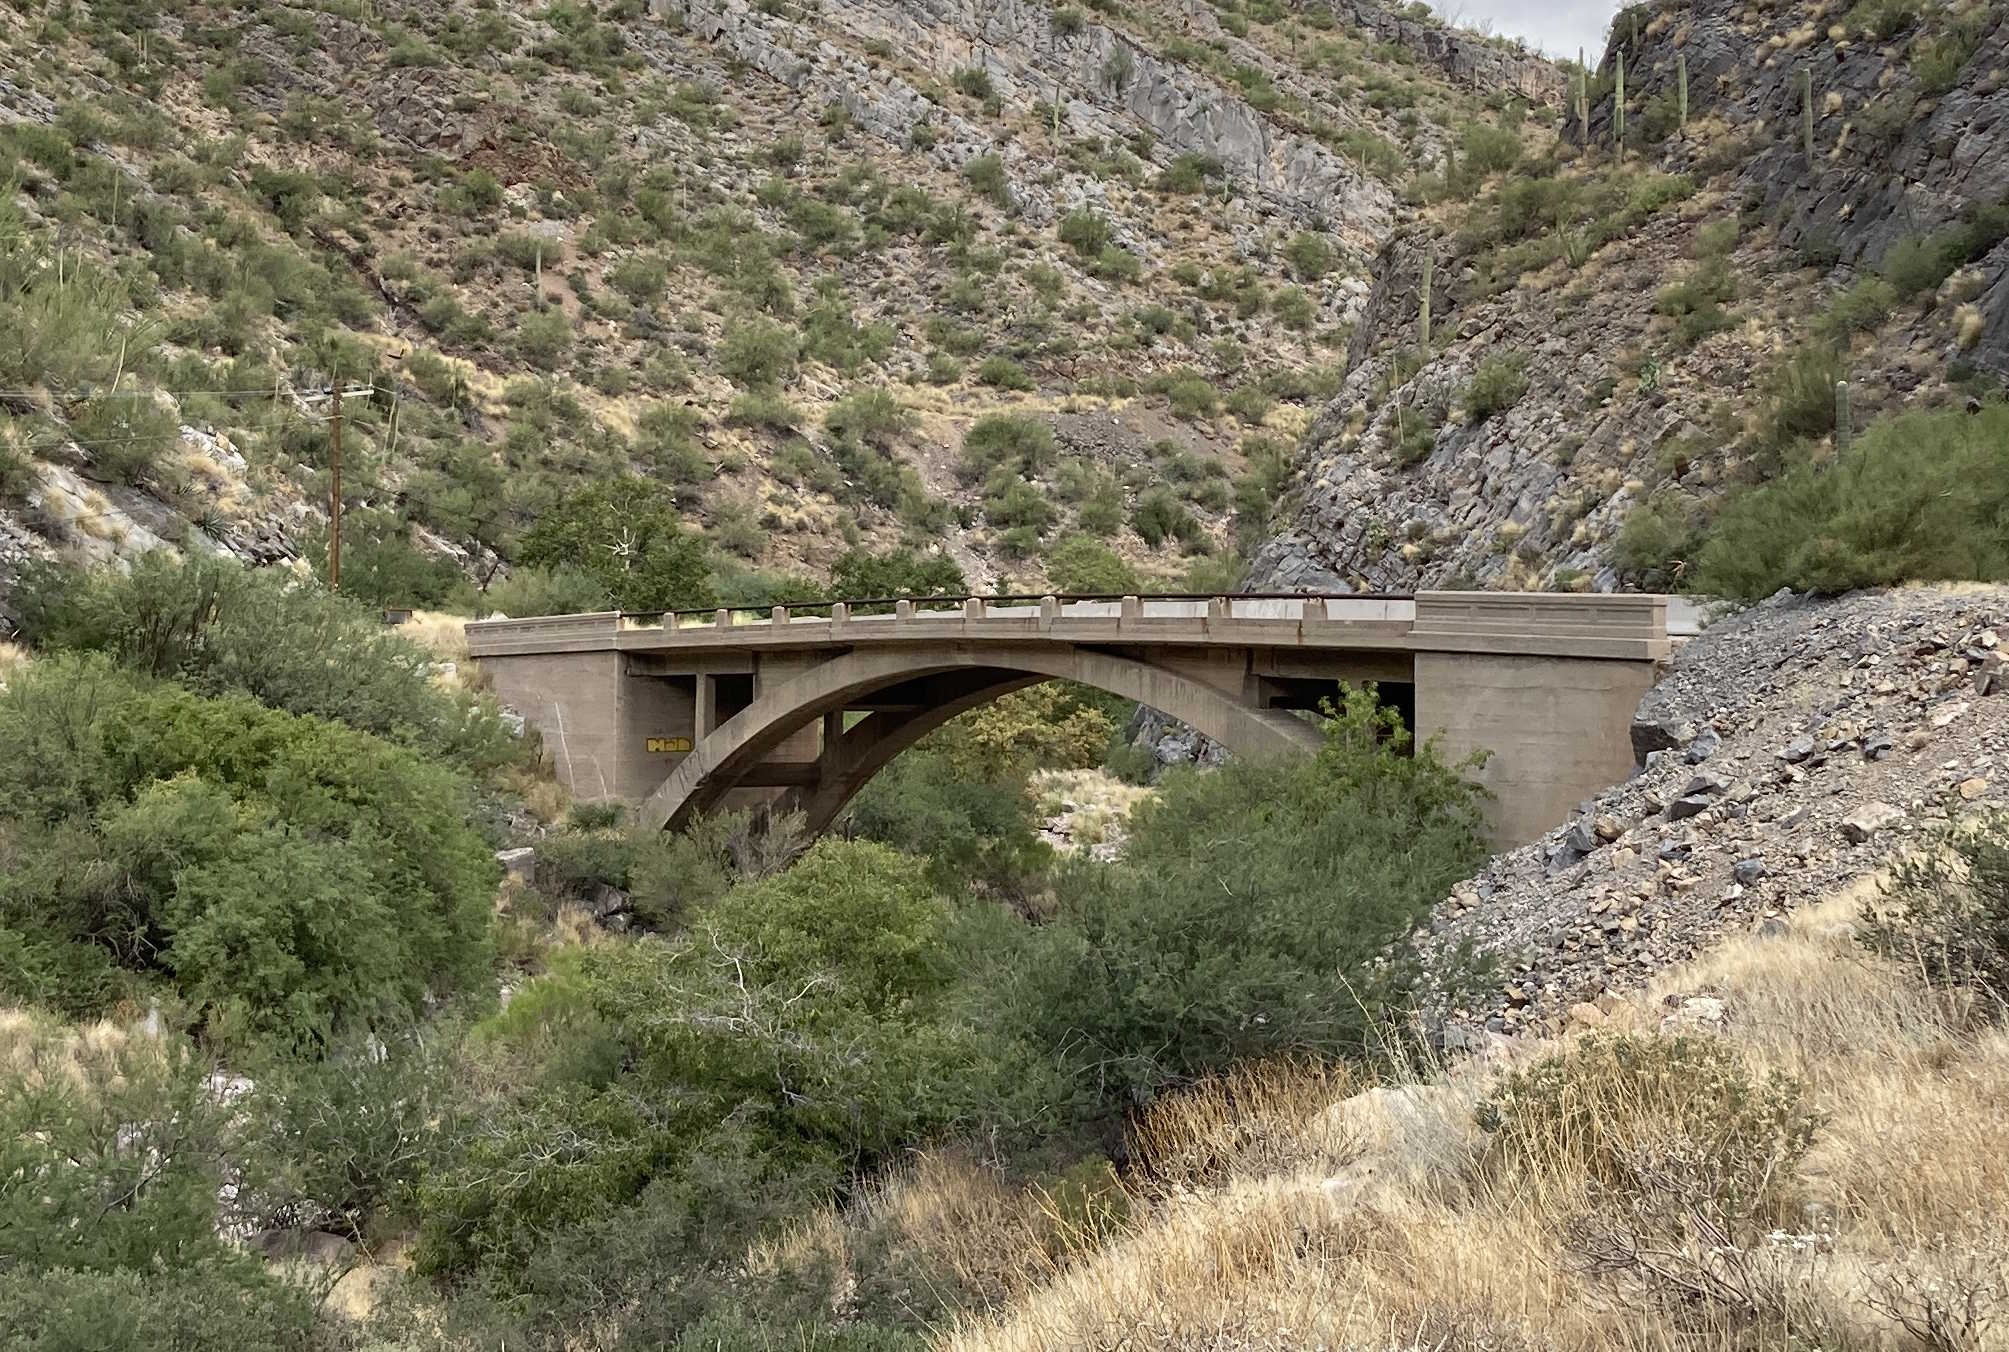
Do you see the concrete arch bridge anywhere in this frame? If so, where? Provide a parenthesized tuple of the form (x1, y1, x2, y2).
(466, 591, 1671, 847)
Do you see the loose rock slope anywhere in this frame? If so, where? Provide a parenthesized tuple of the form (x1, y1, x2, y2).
(1428, 583, 2009, 1036)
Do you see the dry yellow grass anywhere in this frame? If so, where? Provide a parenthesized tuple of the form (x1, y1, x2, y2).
(923, 888, 2009, 1352)
(397, 609, 471, 665)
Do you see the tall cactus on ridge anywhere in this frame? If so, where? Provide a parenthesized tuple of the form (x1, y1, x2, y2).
(1615, 50, 1626, 160)
(1835, 380, 1853, 455)
(1419, 250, 1433, 351)
(1677, 51, 1689, 135)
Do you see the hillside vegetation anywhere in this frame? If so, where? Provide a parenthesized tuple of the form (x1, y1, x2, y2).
(0, 0, 1537, 613)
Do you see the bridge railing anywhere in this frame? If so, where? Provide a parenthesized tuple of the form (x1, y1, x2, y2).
(617, 591, 1415, 632)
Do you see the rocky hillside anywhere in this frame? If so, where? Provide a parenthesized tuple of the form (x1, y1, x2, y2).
(0, 0, 1549, 615)
(1253, 0, 2008, 594)
(1426, 582, 2009, 1038)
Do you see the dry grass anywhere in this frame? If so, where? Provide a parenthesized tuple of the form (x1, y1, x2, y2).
(1030, 768, 1154, 850)
(397, 609, 471, 665)
(923, 887, 2009, 1352)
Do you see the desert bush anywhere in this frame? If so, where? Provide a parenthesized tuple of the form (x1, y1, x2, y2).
(516, 309, 573, 370)
(14, 553, 520, 770)
(1880, 205, 2009, 299)
(825, 388, 911, 446)
(482, 564, 615, 617)
(960, 414, 1055, 482)
(1461, 351, 1528, 422)
(1756, 342, 1845, 450)
(1283, 230, 1334, 281)
(1866, 810, 2009, 1016)
(1057, 207, 1112, 258)
(0, 1015, 325, 1350)
(719, 317, 800, 388)
(830, 546, 965, 600)
(962, 153, 1011, 209)
(1046, 534, 1141, 593)
(519, 477, 715, 613)
(413, 839, 996, 1285)
(68, 391, 180, 484)
(995, 688, 1489, 1107)
(977, 355, 1034, 390)
(303, 508, 474, 611)
(0, 656, 497, 1046)
(1132, 488, 1202, 549)
(1692, 403, 2009, 598)
(1477, 1033, 1818, 1217)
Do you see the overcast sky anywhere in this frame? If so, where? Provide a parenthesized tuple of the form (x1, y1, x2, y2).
(1431, 0, 1617, 60)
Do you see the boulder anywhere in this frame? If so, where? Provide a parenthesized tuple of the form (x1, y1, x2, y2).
(1840, 801, 1903, 844)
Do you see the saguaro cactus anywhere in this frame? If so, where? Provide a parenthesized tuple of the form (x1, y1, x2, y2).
(1615, 51, 1626, 159)
(1578, 47, 1590, 142)
(1677, 51, 1689, 134)
(1835, 379, 1852, 455)
(1419, 251, 1433, 350)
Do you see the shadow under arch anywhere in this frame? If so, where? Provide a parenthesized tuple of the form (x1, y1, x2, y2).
(638, 644, 1325, 835)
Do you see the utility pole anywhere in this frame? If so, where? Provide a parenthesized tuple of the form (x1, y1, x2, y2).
(328, 384, 343, 591)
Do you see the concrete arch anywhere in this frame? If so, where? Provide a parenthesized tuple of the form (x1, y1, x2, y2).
(638, 644, 1326, 834)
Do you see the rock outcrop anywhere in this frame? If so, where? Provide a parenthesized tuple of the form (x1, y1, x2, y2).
(1250, 0, 2009, 595)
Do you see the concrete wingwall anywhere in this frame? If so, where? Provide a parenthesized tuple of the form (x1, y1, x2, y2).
(1414, 651, 1657, 847)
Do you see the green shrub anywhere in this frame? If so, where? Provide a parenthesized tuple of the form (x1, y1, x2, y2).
(303, 509, 473, 611)
(519, 477, 715, 613)
(1157, 152, 1224, 194)
(1868, 811, 2009, 1013)
(1820, 275, 1896, 337)
(996, 688, 1489, 1106)
(516, 309, 573, 370)
(1690, 402, 2009, 600)
(1614, 489, 1706, 590)
(959, 413, 1055, 482)
(1058, 207, 1112, 257)
(1283, 230, 1334, 281)
(1162, 372, 1220, 421)
(1046, 534, 1141, 593)
(1461, 351, 1528, 423)
(976, 354, 1034, 390)
(824, 388, 910, 447)
(67, 391, 180, 484)
(829, 546, 965, 599)
(726, 389, 801, 430)
(481, 564, 614, 617)
(1477, 1033, 1817, 1218)
(1131, 488, 1202, 549)
(1880, 206, 2009, 299)
(0, 657, 497, 1046)
(0, 1017, 324, 1350)
(951, 66, 996, 100)
(1755, 343, 1844, 449)
(961, 153, 1011, 208)
(414, 839, 991, 1281)
(719, 317, 800, 388)
(15, 554, 519, 770)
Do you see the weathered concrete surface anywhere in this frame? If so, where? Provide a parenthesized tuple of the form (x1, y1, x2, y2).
(469, 592, 1671, 847)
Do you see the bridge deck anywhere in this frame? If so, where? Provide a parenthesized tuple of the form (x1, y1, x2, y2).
(465, 591, 1672, 664)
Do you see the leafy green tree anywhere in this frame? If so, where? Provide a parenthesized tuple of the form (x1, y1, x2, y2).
(14, 554, 519, 771)
(518, 476, 716, 613)
(990, 688, 1490, 1109)
(829, 546, 966, 599)
(0, 656, 497, 1047)
(304, 508, 476, 610)
(0, 1015, 324, 1351)
(414, 840, 993, 1285)
(1046, 534, 1142, 593)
